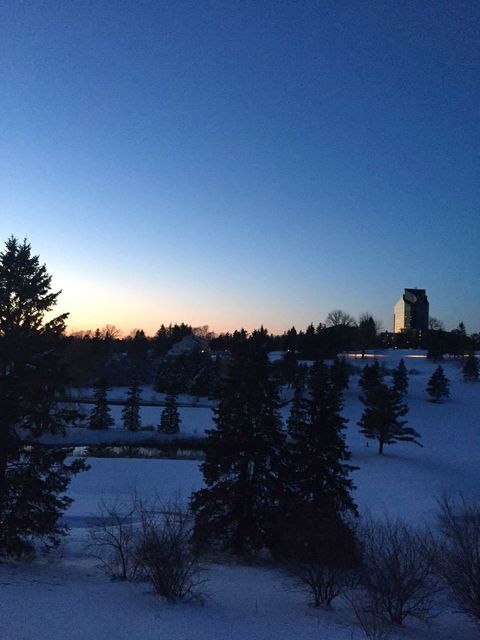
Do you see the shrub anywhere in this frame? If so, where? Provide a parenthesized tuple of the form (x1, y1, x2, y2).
(86, 497, 140, 581)
(87, 495, 205, 602)
(359, 517, 439, 625)
(437, 496, 480, 624)
(346, 591, 393, 639)
(135, 498, 205, 602)
(289, 563, 357, 607)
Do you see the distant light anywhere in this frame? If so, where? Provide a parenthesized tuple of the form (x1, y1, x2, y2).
(405, 354, 427, 359)
(344, 353, 386, 358)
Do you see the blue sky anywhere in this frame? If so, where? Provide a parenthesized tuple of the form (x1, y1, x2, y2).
(1, 1, 479, 334)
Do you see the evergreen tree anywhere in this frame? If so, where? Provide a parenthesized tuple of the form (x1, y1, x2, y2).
(89, 378, 114, 429)
(122, 374, 142, 431)
(0, 237, 86, 555)
(392, 358, 409, 396)
(463, 354, 479, 382)
(191, 337, 285, 555)
(273, 360, 358, 565)
(159, 393, 181, 434)
(426, 365, 450, 402)
(358, 360, 383, 393)
(330, 356, 351, 396)
(358, 382, 420, 454)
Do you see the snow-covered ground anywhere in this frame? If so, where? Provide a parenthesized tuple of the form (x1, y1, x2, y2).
(2, 350, 479, 639)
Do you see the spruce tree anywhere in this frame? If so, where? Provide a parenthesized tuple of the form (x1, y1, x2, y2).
(358, 382, 420, 454)
(191, 336, 285, 555)
(122, 374, 142, 431)
(159, 393, 181, 434)
(0, 237, 86, 555)
(330, 355, 350, 395)
(463, 354, 479, 382)
(426, 365, 450, 402)
(358, 360, 382, 393)
(392, 358, 408, 396)
(274, 360, 358, 565)
(89, 378, 114, 429)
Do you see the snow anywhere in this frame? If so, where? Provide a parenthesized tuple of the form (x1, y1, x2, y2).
(2, 350, 480, 639)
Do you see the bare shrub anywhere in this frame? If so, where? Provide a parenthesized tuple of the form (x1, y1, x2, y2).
(86, 497, 140, 581)
(437, 495, 480, 624)
(135, 498, 205, 602)
(289, 563, 357, 607)
(346, 591, 393, 639)
(360, 517, 439, 625)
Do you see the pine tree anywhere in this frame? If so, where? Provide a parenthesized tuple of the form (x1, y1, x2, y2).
(330, 355, 351, 395)
(89, 378, 114, 429)
(274, 360, 358, 565)
(358, 360, 383, 393)
(159, 393, 181, 434)
(427, 365, 450, 402)
(392, 358, 408, 396)
(122, 374, 142, 431)
(0, 237, 86, 555)
(358, 382, 420, 454)
(463, 354, 479, 382)
(191, 337, 285, 555)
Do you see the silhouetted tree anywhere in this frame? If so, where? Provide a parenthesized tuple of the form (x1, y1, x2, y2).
(426, 366, 450, 402)
(357, 313, 378, 354)
(326, 310, 356, 327)
(122, 374, 142, 431)
(392, 359, 408, 396)
(159, 393, 181, 434)
(191, 337, 285, 555)
(358, 360, 383, 394)
(89, 378, 114, 430)
(0, 237, 86, 555)
(358, 382, 420, 454)
(330, 356, 351, 396)
(272, 360, 358, 569)
(462, 354, 479, 382)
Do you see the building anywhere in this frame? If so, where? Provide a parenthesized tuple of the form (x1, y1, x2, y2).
(166, 334, 210, 358)
(394, 288, 429, 333)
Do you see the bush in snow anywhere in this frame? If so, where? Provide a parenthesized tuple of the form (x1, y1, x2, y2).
(436, 496, 480, 625)
(88, 495, 205, 602)
(346, 591, 393, 639)
(136, 498, 205, 602)
(86, 497, 140, 581)
(359, 517, 440, 625)
(288, 561, 358, 608)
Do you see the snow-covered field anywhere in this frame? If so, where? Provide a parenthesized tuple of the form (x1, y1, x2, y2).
(2, 350, 479, 639)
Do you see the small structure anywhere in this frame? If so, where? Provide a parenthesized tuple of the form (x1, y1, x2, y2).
(166, 334, 210, 358)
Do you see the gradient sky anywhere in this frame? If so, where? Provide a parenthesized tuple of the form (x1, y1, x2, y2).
(1, 1, 479, 335)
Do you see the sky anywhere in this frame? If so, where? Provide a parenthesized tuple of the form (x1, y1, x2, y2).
(1, 0, 479, 335)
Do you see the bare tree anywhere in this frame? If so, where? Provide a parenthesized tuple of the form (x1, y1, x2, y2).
(360, 517, 440, 625)
(86, 497, 140, 581)
(437, 496, 480, 624)
(429, 317, 445, 331)
(326, 309, 357, 327)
